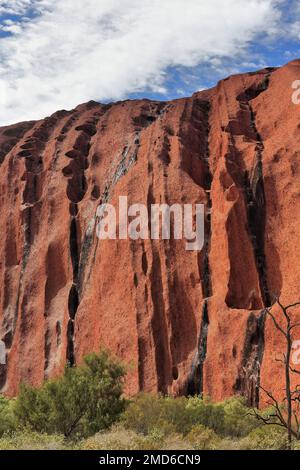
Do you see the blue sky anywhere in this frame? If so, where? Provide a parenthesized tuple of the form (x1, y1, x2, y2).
(0, 0, 299, 125)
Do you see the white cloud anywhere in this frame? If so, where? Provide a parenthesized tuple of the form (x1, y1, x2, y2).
(0, 19, 23, 34)
(0, 0, 286, 125)
(0, 0, 35, 15)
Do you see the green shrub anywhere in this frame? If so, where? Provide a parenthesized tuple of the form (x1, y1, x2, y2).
(1, 389, 297, 450)
(0, 396, 16, 435)
(240, 425, 289, 450)
(222, 397, 261, 437)
(216, 437, 244, 450)
(81, 426, 139, 450)
(121, 393, 166, 435)
(130, 430, 165, 451)
(121, 394, 273, 443)
(122, 394, 230, 437)
(292, 440, 300, 450)
(0, 431, 66, 450)
(158, 396, 190, 434)
(15, 351, 126, 438)
(122, 393, 202, 436)
(185, 396, 262, 438)
(81, 425, 164, 450)
(162, 433, 193, 450)
(80, 425, 191, 450)
(185, 396, 225, 435)
(187, 424, 221, 450)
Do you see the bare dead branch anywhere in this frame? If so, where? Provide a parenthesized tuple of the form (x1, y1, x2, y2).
(259, 385, 287, 428)
(286, 302, 300, 311)
(256, 299, 300, 444)
(264, 307, 287, 337)
(290, 366, 300, 375)
(276, 298, 291, 325)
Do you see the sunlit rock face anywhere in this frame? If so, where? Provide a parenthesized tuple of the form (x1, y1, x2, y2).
(0, 60, 299, 406)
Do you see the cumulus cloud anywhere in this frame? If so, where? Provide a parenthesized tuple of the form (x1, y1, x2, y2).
(0, 0, 290, 125)
(0, 0, 35, 15)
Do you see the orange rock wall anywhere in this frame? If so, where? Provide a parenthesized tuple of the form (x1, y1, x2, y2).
(0, 60, 299, 406)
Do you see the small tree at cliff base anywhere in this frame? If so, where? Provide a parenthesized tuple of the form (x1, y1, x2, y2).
(15, 350, 127, 438)
(252, 297, 300, 449)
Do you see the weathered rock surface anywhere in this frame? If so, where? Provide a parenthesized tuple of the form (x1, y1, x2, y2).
(0, 60, 299, 405)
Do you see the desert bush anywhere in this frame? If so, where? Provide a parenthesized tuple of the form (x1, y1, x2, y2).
(122, 393, 205, 436)
(240, 425, 289, 450)
(185, 396, 225, 435)
(162, 433, 192, 450)
(292, 440, 300, 450)
(161, 396, 197, 435)
(122, 394, 265, 441)
(81, 425, 139, 450)
(81, 425, 192, 450)
(1, 389, 295, 450)
(121, 393, 158, 434)
(0, 431, 66, 450)
(130, 429, 192, 451)
(222, 397, 261, 437)
(187, 424, 221, 450)
(81, 425, 163, 450)
(0, 396, 16, 435)
(122, 394, 228, 437)
(15, 351, 126, 438)
(216, 438, 244, 450)
(130, 429, 165, 451)
(185, 396, 261, 437)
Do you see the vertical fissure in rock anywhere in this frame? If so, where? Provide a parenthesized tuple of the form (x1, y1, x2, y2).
(63, 112, 103, 366)
(187, 300, 209, 396)
(66, 210, 80, 366)
(234, 310, 266, 407)
(234, 72, 274, 405)
(64, 108, 110, 365)
(200, 101, 213, 299)
(240, 145, 269, 404)
(244, 156, 271, 307)
(244, 91, 272, 308)
(187, 99, 213, 395)
(237, 73, 273, 308)
(70, 217, 80, 283)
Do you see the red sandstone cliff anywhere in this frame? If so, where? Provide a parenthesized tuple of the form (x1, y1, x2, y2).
(0, 60, 299, 406)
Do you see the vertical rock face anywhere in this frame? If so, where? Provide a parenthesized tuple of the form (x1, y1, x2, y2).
(0, 60, 299, 404)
